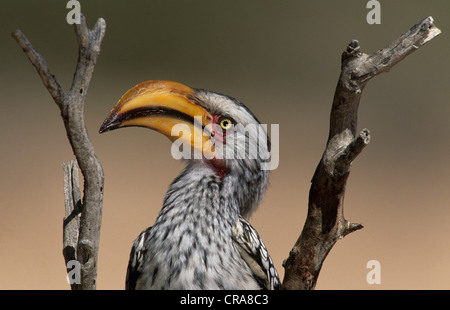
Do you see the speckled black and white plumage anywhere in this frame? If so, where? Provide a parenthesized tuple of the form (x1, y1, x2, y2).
(123, 89, 280, 290)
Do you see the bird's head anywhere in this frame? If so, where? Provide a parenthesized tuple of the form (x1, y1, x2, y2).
(100, 80, 271, 216)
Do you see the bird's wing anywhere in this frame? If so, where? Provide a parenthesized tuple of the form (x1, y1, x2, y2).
(125, 226, 152, 290)
(232, 216, 281, 290)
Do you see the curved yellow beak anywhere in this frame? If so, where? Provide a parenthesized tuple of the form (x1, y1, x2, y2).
(99, 80, 214, 157)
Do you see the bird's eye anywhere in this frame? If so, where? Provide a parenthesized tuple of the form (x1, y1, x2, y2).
(219, 118, 234, 130)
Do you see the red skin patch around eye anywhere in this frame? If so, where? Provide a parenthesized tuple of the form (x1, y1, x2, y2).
(207, 114, 230, 179)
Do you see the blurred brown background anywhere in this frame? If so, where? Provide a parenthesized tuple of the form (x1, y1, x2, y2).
(1, 0, 449, 289)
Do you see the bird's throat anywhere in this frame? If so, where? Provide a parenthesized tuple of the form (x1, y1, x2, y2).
(206, 158, 229, 181)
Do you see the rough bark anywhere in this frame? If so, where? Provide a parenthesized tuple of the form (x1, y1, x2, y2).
(281, 16, 441, 290)
(12, 15, 106, 290)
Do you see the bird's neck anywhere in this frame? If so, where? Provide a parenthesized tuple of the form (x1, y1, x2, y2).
(146, 161, 265, 289)
(158, 162, 240, 225)
(157, 159, 268, 226)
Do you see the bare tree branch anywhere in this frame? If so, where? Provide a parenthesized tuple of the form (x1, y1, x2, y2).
(281, 16, 441, 290)
(12, 15, 106, 290)
(62, 160, 81, 289)
(10, 31, 66, 108)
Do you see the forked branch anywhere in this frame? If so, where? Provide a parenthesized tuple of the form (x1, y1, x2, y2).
(12, 15, 106, 290)
(281, 16, 441, 290)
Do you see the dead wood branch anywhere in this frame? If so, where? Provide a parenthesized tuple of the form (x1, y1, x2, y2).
(12, 15, 106, 290)
(281, 16, 441, 290)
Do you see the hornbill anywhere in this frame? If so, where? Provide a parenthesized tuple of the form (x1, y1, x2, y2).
(99, 80, 280, 290)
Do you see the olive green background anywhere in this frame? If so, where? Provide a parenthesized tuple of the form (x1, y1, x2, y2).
(1, 0, 449, 289)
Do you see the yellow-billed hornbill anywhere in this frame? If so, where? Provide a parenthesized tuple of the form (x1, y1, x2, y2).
(99, 80, 280, 290)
